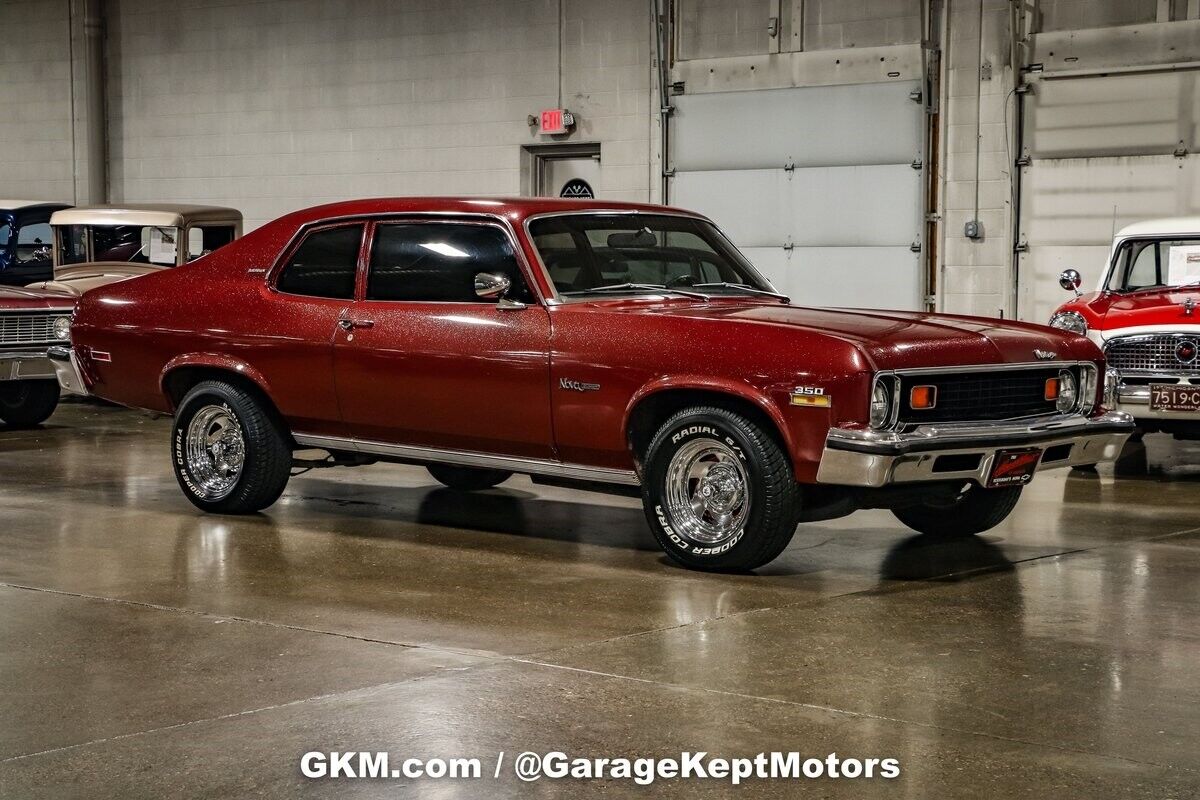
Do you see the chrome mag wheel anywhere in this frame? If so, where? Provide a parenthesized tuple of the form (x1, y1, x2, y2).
(663, 437, 750, 545)
(185, 404, 246, 500)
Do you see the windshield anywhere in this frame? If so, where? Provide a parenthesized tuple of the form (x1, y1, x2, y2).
(1107, 238, 1200, 292)
(58, 224, 182, 266)
(527, 213, 774, 298)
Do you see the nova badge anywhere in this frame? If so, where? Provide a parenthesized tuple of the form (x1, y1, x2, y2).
(559, 377, 600, 392)
(1034, 349, 1058, 361)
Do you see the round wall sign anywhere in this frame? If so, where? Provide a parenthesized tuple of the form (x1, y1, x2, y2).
(560, 178, 594, 199)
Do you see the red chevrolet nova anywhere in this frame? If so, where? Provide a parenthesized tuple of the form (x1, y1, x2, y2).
(55, 198, 1133, 571)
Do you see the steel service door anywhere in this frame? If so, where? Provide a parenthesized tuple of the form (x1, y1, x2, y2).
(669, 81, 926, 310)
(1017, 71, 1200, 323)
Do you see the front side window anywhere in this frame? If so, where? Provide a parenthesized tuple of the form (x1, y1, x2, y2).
(15, 222, 53, 265)
(367, 223, 531, 303)
(186, 225, 236, 262)
(1108, 238, 1200, 291)
(527, 213, 771, 298)
(276, 225, 363, 299)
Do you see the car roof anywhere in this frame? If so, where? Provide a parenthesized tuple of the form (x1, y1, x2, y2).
(0, 200, 72, 214)
(50, 204, 242, 227)
(1116, 217, 1200, 238)
(266, 197, 705, 229)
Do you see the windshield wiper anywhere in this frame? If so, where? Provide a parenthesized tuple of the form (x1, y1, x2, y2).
(692, 282, 790, 302)
(562, 283, 711, 300)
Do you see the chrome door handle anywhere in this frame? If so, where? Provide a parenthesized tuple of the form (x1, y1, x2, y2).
(338, 319, 374, 331)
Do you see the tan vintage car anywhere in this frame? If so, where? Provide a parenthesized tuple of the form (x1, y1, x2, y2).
(29, 204, 243, 295)
(0, 204, 240, 427)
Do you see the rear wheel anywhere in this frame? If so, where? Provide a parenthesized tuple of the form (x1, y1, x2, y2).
(172, 380, 292, 514)
(642, 406, 799, 572)
(426, 464, 512, 490)
(891, 483, 1022, 538)
(0, 379, 60, 428)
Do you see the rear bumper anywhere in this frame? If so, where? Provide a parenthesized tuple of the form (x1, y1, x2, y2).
(0, 348, 58, 382)
(46, 345, 89, 395)
(816, 411, 1134, 488)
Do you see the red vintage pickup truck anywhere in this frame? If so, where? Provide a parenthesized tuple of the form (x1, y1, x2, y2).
(55, 198, 1133, 571)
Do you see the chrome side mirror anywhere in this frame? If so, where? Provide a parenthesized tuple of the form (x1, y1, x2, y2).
(1059, 268, 1082, 296)
(474, 272, 525, 309)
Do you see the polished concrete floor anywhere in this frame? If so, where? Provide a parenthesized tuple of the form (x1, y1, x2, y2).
(0, 402, 1198, 798)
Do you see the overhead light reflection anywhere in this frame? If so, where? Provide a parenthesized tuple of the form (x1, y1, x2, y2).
(420, 242, 469, 258)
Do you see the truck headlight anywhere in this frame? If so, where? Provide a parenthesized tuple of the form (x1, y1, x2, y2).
(52, 316, 72, 341)
(1056, 370, 1077, 413)
(869, 378, 893, 429)
(1048, 311, 1088, 336)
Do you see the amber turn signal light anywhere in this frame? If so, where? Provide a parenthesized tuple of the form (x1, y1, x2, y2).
(909, 385, 937, 410)
(1044, 377, 1060, 401)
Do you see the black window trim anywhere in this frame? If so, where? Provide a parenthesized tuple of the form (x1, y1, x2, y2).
(267, 213, 549, 306)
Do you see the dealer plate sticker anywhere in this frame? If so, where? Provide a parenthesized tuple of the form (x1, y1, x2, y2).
(987, 448, 1043, 488)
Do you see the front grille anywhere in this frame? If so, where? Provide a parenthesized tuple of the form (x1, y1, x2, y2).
(1105, 334, 1200, 375)
(896, 366, 1082, 424)
(0, 312, 67, 347)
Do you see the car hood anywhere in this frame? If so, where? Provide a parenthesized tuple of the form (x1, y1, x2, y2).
(1084, 287, 1200, 330)
(0, 284, 77, 310)
(24, 262, 169, 296)
(641, 302, 1095, 369)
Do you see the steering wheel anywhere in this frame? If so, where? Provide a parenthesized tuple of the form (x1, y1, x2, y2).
(666, 274, 697, 287)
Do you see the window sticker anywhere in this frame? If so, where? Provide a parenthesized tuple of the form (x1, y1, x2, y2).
(1167, 244, 1200, 286)
(148, 227, 178, 265)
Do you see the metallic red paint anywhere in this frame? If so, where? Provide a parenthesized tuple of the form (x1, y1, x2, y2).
(68, 197, 1108, 481)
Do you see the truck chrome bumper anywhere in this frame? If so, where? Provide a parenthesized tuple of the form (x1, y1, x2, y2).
(46, 345, 89, 395)
(816, 411, 1135, 488)
(0, 349, 58, 382)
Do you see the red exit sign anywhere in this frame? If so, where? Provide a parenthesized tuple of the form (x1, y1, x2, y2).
(539, 108, 574, 135)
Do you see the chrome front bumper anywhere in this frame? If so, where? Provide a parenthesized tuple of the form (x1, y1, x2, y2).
(1113, 378, 1200, 422)
(46, 345, 89, 395)
(0, 348, 59, 382)
(816, 411, 1135, 488)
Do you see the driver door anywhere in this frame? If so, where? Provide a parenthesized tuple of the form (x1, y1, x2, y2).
(333, 219, 555, 459)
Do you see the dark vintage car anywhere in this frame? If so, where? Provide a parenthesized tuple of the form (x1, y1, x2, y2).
(55, 198, 1134, 571)
(0, 200, 71, 286)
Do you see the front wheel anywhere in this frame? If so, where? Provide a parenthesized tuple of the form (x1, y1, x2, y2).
(172, 380, 292, 514)
(642, 407, 799, 572)
(0, 379, 60, 427)
(891, 484, 1022, 538)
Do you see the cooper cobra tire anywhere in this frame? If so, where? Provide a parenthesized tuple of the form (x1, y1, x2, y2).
(172, 380, 292, 514)
(642, 406, 799, 572)
(0, 379, 60, 428)
(891, 484, 1022, 538)
(426, 464, 512, 490)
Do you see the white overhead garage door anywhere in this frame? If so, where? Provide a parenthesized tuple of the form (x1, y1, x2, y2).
(668, 81, 926, 310)
(1017, 71, 1200, 324)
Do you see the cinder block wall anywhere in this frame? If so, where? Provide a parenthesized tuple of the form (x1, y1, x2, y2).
(0, 0, 75, 202)
(107, 0, 654, 229)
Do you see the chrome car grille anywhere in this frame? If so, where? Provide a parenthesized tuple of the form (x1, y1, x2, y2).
(896, 366, 1085, 424)
(1104, 334, 1200, 375)
(0, 312, 68, 347)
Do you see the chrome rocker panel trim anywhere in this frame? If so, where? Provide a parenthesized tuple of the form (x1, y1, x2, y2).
(293, 433, 642, 486)
(816, 411, 1134, 488)
(46, 345, 89, 395)
(1, 348, 60, 382)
